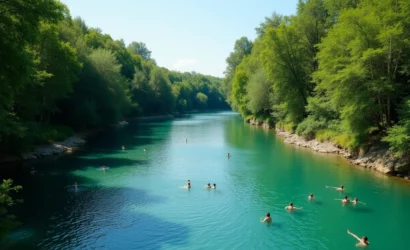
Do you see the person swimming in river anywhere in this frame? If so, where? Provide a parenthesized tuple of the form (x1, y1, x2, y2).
(335, 196, 350, 204)
(327, 185, 344, 191)
(185, 138, 188, 143)
(342, 195, 349, 204)
(74, 182, 78, 191)
(182, 180, 191, 189)
(212, 183, 216, 189)
(205, 183, 211, 188)
(351, 197, 366, 205)
(227, 153, 231, 158)
(308, 193, 314, 200)
(122, 145, 125, 150)
(260, 212, 272, 223)
(347, 229, 370, 247)
(285, 202, 303, 210)
(143, 148, 147, 152)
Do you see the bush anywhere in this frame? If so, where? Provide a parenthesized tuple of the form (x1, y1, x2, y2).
(296, 116, 327, 139)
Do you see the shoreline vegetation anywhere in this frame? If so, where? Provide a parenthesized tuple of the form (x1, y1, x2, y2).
(247, 117, 410, 180)
(223, 0, 410, 181)
(0, 1, 229, 165)
(0, 111, 227, 164)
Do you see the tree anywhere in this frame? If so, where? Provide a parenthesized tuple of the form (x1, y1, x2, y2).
(246, 69, 272, 115)
(261, 18, 312, 124)
(0, 179, 22, 242)
(195, 93, 208, 109)
(127, 42, 152, 60)
(223, 37, 253, 103)
(313, 0, 410, 146)
(149, 68, 175, 114)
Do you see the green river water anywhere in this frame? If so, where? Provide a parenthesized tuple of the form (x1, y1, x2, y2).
(3, 112, 410, 249)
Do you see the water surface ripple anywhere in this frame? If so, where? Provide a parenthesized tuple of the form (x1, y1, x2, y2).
(5, 112, 410, 250)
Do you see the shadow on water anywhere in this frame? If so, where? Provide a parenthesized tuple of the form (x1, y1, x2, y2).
(1, 120, 188, 249)
(267, 222, 282, 229)
(348, 206, 374, 214)
(7, 183, 190, 250)
(311, 200, 324, 206)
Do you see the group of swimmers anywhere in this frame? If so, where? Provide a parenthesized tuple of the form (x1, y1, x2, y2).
(182, 180, 217, 189)
(260, 185, 370, 247)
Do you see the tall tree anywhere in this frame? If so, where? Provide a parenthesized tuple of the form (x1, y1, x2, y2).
(127, 42, 152, 60)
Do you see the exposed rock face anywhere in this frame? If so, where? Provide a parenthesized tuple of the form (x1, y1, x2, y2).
(249, 119, 273, 129)
(274, 128, 409, 176)
(21, 136, 86, 160)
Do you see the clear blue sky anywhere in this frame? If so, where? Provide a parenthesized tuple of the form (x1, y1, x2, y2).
(61, 0, 298, 77)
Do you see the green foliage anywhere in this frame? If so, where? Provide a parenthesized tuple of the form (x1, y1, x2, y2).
(127, 42, 152, 61)
(225, 0, 410, 155)
(0, 179, 22, 242)
(246, 69, 271, 115)
(0, 0, 228, 155)
(296, 116, 328, 139)
(223, 37, 253, 104)
(195, 92, 208, 109)
(383, 99, 410, 156)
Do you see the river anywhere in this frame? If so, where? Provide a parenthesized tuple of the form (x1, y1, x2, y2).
(3, 112, 410, 249)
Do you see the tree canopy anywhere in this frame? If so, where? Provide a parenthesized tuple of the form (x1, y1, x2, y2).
(0, 0, 228, 154)
(225, 0, 410, 154)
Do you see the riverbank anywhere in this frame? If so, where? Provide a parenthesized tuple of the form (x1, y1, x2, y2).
(247, 118, 410, 178)
(0, 114, 183, 163)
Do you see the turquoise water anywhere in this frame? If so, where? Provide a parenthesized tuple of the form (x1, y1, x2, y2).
(4, 112, 410, 249)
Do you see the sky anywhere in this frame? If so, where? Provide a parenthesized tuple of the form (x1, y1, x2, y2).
(61, 0, 298, 77)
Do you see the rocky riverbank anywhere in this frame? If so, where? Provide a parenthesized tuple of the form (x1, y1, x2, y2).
(246, 119, 410, 178)
(276, 129, 410, 177)
(20, 135, 86, 160)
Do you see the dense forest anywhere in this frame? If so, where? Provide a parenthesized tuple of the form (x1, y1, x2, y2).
(0, 0, 228, 155)
(224, 0, 410, 156)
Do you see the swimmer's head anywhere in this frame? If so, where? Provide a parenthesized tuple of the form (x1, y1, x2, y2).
(341, 185, 344, 189)
(309, 193, 313, 197)
(354, 198, 358, 202)
(344, 196, 348, 199)
(266, 212, 270, 217)
(289, 202, 293, 206)
(213, 183, 216, 187)
(362, 236, 368, 243)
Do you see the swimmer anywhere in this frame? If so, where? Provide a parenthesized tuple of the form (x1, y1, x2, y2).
(143, 148, 147, 152)
(326, 185, 344, 191)
(260, 212, 272, 223)
(122, 145, 125, 150)
(227, 153, 231, 158)
(74, 182, 78, 190)
(183, 180, 191, 189)
(101, 165, 107, 171)
(204, 183, 211, 188)
(185, 138, 188, 143)
(308, 193, 314, 200)
(212, 183, 216, 189)
(335, 196, 350, 204)
(342, 195, 349, 204)
(285, 202, 303, 210)
(351, 197, 366, 205)
(347, 229, 370, 247)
